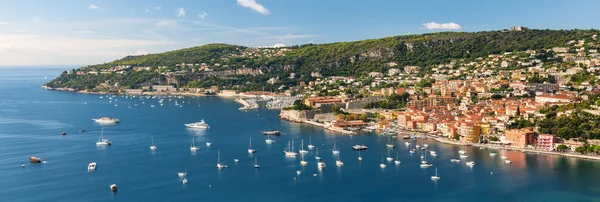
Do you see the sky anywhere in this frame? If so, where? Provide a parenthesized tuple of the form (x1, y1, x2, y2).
(0, 0, 599, 66)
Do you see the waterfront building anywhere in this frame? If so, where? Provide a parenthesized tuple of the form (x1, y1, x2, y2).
(460, 122, 481, 143)
(504, 128, 536, 148)
(538, 134, 557, 151)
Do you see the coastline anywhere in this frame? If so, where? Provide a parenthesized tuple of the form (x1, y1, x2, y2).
(430, 136, 600, 161)
(279, 111, 356, 135)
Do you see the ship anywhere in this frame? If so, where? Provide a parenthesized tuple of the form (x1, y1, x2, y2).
(92, 116, 120, 124)
(185, 119, 210, 129)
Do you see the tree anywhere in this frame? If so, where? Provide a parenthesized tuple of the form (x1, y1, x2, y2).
(575, 146, 586, 154)
(491, 94, 503, 100)
(557, 144, 569, 152)
(332, 105, 343, 114)
(515, 106, 521, 117)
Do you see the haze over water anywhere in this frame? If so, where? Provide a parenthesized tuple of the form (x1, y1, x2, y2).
(1, 68, 600, 202)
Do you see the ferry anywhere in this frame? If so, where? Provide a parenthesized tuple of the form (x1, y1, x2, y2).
(185, 119, 210, 129)
(92, 116, 120, 124)
(352, 145, 368, 150)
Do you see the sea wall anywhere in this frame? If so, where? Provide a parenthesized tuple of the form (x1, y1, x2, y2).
(279, 109, 320, 121)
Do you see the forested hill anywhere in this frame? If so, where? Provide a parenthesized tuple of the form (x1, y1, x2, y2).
(46, 29, 600, 91)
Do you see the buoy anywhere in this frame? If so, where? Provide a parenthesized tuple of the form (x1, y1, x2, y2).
(294, 177, 296, 180)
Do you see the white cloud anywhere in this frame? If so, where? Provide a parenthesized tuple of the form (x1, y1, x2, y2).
(422, 22, 462, 30)
(237, 0, 270, 15)
(266, 33, 318, 42)
(177, 8, 186, 18)
(260, 43, 286, 48)
(197, 12, 208, 20)
(89, 4, 100, 10)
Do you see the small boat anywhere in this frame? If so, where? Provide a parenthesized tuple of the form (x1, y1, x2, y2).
(248, 138, 256, 154)
(177, 169, 187, 177)
(185, 119, 210, 129)
(114, 104, 118, 107)
(307, 137, 315, 149)
(420, 152, 433, 168)
(386, 150, 393, 162)
(254, 157, 260, 168)
(504, 160, 512, 164)
(501, 156, 508, 160)
(386, 137, 395, 148)
(466, 161, 475, 166)
(234, 159, 240, 163)
(317, 160, 326, 169)
(109, 184, 118, 192)
(300, 153, 308, 165)
(79, 129, 87, 132)
(150, 136, 157, 151)
(299, 139, 308, 154)
(459, 154, 468, 159)
(61, 132, 67, 135)
(88, 162, 97, 171)
(404, 142, 411, 146)
(379, 156, 387, 168)
(29, 156, 41, 163)
(93, 116, 120, 124)
(490, 152, 497, 156)
(190, 137, 199, 152)
(423, 144, 429, 148)
(409, 150, 415, 154)
(265, 135, 275, 144)
(458, 150, 466, 155)
(352, 145, 368, 150)
(358, 150, 363, 161)
(429, 151, 437, 156)
(96, 128, 112, 146)
(431, 167, 440, 180)
(297, 171, 302, 175)
(336, 155, 344, 166)
(415, 145, 421, 149)
(315, 148, 321, 160)
(216, 150, 229, 169)
(332, 143, 340, 155)
(206, 142, 213, 147)
(182, 178, 188, 184)
(394, 152, 401, 165)
(450, 159, 461, 163)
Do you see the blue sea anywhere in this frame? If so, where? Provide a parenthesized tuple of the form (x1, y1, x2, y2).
(1, 67, 600, 202)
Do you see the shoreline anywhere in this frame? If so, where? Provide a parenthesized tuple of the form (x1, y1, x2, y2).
(430, 136, 600, 161)
(279, 112, 356, 135)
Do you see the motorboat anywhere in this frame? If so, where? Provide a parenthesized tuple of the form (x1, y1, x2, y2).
(423, 144, 429, 148)
(150, 136, 157, 151)
(177, 169, 187, 177)
(29, 156, 41, 163)
(216, 150, 229, 169)
(505, 160, 512, 164)
(182, 178, 188, 184)
(190, 138, 199, 152)
(458, 150, 466, 155)
(466, 161, 475, 166)
(429, 151, 437, 156)
(96, 128, 112, 146)
(93, 116, 120, 124)
(459, 154, 468, 159)
(501, 156, 508, 160)
(358, 150, 363, 161)
(404, 142, 411, 146)
(450, 159, 461, 163)
(265, 135, 275, 144)
(234, 159, 240, 163)
(317, 161, 326, 169)
(297, 171, 302, 175)
(88, 162, 97, 171)
(206, 142, 212, 147)
(185, 119, 210, 129)
(352, 145, 368, 150)
(109, 184, 118, 192)
(490, 152, 498, 156)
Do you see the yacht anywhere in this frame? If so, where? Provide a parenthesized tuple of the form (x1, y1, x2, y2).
(234, 159, 240, 163)
(283, 140, 298, 157)
(415, 144, 421, 149)
(352, 145, 368, 150)
(216, 150, 229, 169)
(262, 120, 280, 135)
(150, 136, 157, 151)
(265, 135, 275, 144)
(88, 162, 97, 171)
(386, 137, 395, 148)
(109, 184, 118, 192)
(299, 139, 308, 154)
(315, 148, 321, 160)
(431, 167, 440, 180)
(404, 142, 411, 146)
(190, 137, 199, 152)
(185, 119, 210, 129)
(317, 160, 326, 169)
(466, 161, 475, 166)
(386, 150, 393, 162)
(394, 152, 401, 165)
(423, 144, 429, 149)
(96, 128, 112, 146)
(307, 136, 315, 149)
(92, 116, 120, 124)
(254, 157, 260, 168)
(379, 156, 387, 168)
(420, 152, 433, 168)
(332, 143, 340, 155)
(409, 150, 415, 154)
(297, 171, 302, 175)
(177, 169, 187, 177)
(248, 138, 256, 154)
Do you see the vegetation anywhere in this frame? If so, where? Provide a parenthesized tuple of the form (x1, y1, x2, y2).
(283, 100, 312, 110)
(363, 92, 410, 109)
(46, 29, 600, 91)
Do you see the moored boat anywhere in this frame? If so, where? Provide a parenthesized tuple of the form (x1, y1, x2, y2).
(93, 116, 120, 124)
(185, 119, 210, 129)
(29, 156, 41, 163)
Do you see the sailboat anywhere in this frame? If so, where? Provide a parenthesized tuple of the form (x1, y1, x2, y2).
(150, 136, 157, 150)
(386, 137, 395, 148)
(307, 136, 315, 149)
(394, 152, 401, 165)
(254, 156, 260, 168)
(420, 151, 433, 168)
(386, 150, 393, 162)
(216, 150, 229, 168)
(431, 167, 440, 180)
(265, 134, 275, 144)
(380, 156, 387, 168)
(332, 143, 340, 155)
(190, 137, 199, 152)
(358, 150, 363, 161)
(248, 138, 256, 153)
(336, 154, 344, 166)
(315, 148, 321, 160)
(300, 153, 308, 165)
(299, 139, 308, 154)
(284, 141, 298, 157)
(95, 128, 111, 146)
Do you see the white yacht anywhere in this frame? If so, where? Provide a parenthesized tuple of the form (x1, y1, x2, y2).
(431, 167, 440, 180)
(404, 142, 411, 146)
(93, 116, 120, 124)
(185, 119, 210, 129)
(206, 142, 212, 147)
(150, 136, 157, 151)
(248, 138, 256, 154)
(96, 128, 112, 146)
(332, 143, 340, 155)
(307, 136, 315, 149)
(88, 162, 97, 171)
(317, 160, 326, 169)
(420, 152, 433, 168)
(450, 159, 461, 163)
(299, 139, 308, 154)
(254, 157, 260, 168)
(234, 159, 240, 163)
(380, 156, 387, 168)
(423, 144, 429, 148)
(216, 150, 229, 169)
(459, 154, 469, 159)
(177, 169, 187, 177)
(190, 137, 199, 152)
(300, 153, 308, 165)
(109, 184, 118, 192)
(490, 152, 498, 156)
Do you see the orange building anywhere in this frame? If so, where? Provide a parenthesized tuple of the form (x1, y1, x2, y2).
(504, 128, 536, 148)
